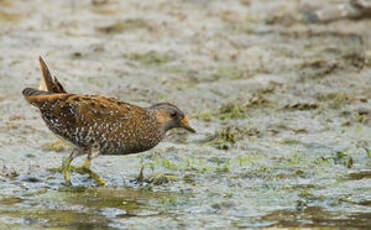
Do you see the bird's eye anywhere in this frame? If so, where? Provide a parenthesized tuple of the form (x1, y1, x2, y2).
(170, 110, 177, 117)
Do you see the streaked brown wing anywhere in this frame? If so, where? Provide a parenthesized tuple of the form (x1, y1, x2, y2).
(64, 95, 149, 147)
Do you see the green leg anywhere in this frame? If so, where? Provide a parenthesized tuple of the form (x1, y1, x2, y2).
(61, 156, 73, 186)
(47, 149, 106, 186)
(82, 158, 91, 168)
(135, 165, 145, 183)
(47, 148, 83, 186)
(79, 158, 107, 186)
(49, 159, 106, 186)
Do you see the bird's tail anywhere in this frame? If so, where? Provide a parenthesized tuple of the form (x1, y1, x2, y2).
(38, 56, 67, 93)
(23, 56, 68, 106)
(22, 87, 59, 106)
(22, 88, 54, 97)
(22, 86, 71, 107)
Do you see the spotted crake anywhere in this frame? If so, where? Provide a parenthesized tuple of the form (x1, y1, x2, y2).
(23, 57, 195, 185)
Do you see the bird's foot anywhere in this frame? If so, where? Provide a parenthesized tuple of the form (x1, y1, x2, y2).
(78, 166, 107, 186)
(47, 165, 107, 186)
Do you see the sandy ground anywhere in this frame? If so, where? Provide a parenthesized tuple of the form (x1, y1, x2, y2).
(0, 0, 370, 229)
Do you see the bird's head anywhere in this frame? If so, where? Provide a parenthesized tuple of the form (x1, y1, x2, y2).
(149, 103, 196, 134)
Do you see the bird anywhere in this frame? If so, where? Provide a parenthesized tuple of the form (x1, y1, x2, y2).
(23, 56, 195, 186)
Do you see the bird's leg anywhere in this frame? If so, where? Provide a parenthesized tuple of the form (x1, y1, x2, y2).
(61, 155, 73, 185)
(134, 165, 145, 183)
(47, 147, 105, 185)
(47, 148, 84, 185)
(78, 149, 107, 186)
(62, 149, 83, 185)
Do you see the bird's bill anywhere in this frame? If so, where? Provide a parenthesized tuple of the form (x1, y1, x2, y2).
(180, 117, 196, 133)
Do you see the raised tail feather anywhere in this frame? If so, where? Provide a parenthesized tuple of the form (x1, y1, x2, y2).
(38, 56, 67, 93)
(23, 57, 69, 106)
(22, 88, 54, 97)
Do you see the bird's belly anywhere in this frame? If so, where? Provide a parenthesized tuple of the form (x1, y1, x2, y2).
(99, 140, 158, 155)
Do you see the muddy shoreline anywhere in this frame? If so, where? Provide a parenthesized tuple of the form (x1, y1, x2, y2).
(0, 0, 370, 229)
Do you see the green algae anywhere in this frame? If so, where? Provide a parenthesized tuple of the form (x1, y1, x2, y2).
(124, 51, 173, 67)
(206, 126, 261, 150)
(1, 0, 371, 229)
(0, 197, 24, 205)
(214, 66, 247, 80)
(190, 112, 213, 122)
(135, 165, 178, 185)
(299, 58, 339, 80)
(313, 151, 354, 169)
(279, 138, 302, 145)
(0, 186, 187, 229)
(192, 95, 270, 122)
(192, 102, 247, 122)
(284, 103, 318, 111)
(68, 188, 142, 210)
(96, 18, 153, 34)
(259, 207, 371, 228)
(0, 209, 114, 230)
(365, 148, 371, 158)
(217, 102, 247, 120)
(318, 92, 351, 108)
(207, 127, 242, 150)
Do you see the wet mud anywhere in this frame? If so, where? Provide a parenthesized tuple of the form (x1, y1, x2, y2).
(0, 0, 370, 229)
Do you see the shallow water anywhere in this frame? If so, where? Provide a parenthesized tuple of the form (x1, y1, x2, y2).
(0, 0, 370, 229)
